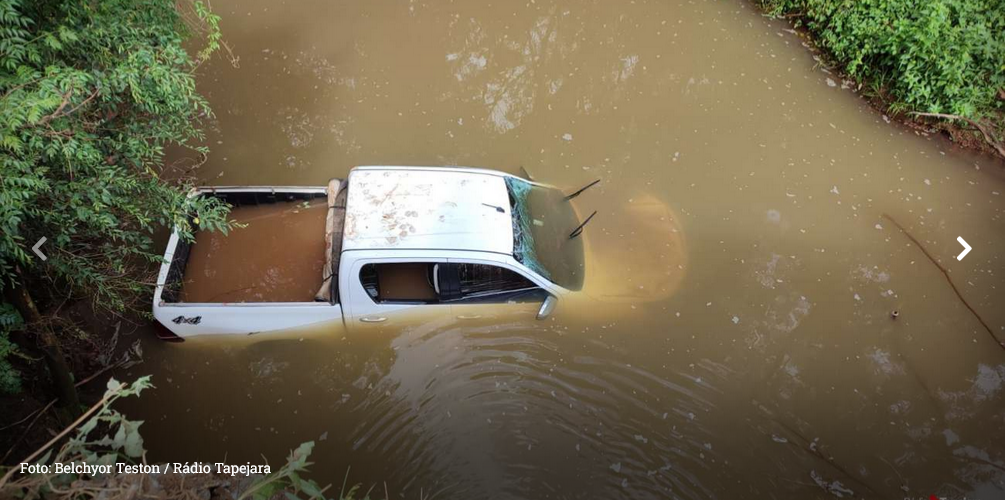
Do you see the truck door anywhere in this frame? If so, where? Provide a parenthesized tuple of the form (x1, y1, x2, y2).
(344, 258, 451, 331)
(440, 261, 550, 324)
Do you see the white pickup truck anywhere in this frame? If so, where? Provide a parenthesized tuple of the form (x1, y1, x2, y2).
(153, 166, 594, 339)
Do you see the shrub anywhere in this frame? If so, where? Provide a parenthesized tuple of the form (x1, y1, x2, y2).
(0, 0, 232, 399)
(759, 0, 1005, 120)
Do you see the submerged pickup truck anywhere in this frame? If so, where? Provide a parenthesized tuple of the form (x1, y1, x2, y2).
(153, 166, 593, 339)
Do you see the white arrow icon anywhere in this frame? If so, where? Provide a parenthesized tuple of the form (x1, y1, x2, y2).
(956, 236, 971, 261)
(32, 237, 47, 261)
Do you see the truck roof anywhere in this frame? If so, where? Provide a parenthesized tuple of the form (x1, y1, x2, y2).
(342, 167, 515, 255)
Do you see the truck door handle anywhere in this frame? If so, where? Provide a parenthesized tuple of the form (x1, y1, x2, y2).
(456, 315, 482, 320)
(360, 316, 387, 323)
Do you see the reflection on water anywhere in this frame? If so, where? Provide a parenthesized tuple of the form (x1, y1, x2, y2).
(581, 193, 687, 304)
(120, 0, 1005, 497)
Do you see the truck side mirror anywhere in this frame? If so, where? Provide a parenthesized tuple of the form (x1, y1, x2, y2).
(537, 295, 557, 320)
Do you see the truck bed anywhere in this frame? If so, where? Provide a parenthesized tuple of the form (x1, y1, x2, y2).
(159, 181, 346, 304)
(179, 199, 328, 303)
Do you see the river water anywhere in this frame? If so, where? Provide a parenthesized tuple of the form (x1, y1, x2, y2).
(118, 0, 1005, 498)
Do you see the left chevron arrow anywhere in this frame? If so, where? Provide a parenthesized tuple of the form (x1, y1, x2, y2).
(32, 237, 47, 261)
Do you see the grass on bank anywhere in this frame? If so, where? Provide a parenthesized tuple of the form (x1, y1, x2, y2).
(758, 0, 1005, 157)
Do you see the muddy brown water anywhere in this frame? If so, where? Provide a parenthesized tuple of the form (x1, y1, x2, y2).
(180, 200, 328, 303)
(117, 0, 1005, 498)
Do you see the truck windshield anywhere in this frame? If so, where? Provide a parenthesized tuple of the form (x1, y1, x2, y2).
(506, 177, 585, 290)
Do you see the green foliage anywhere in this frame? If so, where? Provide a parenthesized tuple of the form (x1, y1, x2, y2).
(0, 0, 232, 385)
(0, 302, 22, 393)
(0, 376, 153, 497)
(67, 375, 154, 463)
(241, 442, 372, 500)
(2, 376, 369, 500)
(759, 0, 1005, 119)
(191, 0, 222, 64)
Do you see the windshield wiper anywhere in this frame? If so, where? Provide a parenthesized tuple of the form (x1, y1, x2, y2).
(569, 210, 597, 239)
(564, 179, 600, 201)
(482, 202, 505, 213)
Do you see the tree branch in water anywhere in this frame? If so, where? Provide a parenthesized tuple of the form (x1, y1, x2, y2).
(772, 419, 881, 497)
(881, 213, 1003, 351)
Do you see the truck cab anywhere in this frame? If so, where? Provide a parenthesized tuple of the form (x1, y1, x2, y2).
(153, 166, 583, 338)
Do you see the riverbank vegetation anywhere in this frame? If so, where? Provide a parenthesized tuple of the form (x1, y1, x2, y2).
(0, 0, 232, 422)
(757, 0, 1005, 159)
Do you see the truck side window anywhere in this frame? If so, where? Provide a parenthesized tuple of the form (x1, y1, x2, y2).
(453, 264, 546, 304)
(360, 263, 439, 303)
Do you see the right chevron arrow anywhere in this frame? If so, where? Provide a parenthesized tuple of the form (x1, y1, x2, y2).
(956, 236, 971, 261)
